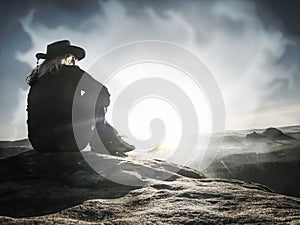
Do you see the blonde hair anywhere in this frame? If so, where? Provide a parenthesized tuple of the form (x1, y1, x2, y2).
(26, 54, 75, 85)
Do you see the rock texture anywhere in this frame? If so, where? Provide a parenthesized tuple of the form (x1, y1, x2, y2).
(0, 150, 300, 224)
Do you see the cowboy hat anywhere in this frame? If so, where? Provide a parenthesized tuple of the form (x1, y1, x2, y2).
(35, 40, 85, 61)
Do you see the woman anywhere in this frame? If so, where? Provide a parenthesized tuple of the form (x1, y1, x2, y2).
(26, 40, 134, 155)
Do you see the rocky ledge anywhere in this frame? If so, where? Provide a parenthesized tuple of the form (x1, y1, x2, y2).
(0, 150, 300, 224)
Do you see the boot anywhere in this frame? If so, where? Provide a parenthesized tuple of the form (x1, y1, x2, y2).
(91, 122, 135, 156)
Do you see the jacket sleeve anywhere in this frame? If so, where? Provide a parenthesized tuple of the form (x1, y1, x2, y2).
(79, 70, 111, 108)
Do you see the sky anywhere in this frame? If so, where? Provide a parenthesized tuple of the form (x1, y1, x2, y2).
(0, 0, 300, 141)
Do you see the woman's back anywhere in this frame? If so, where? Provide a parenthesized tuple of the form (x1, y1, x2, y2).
(28, 65, 83, 134)
(27, 65, 102, 152)
(26, 40, 134, 155)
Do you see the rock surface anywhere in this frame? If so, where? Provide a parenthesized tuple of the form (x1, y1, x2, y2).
(0, 150, 300, 224)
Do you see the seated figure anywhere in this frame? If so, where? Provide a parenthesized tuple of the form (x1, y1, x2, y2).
(26, 40, 134, 156)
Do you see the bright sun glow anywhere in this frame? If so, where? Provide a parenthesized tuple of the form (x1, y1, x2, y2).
(104, 62, 213, 158)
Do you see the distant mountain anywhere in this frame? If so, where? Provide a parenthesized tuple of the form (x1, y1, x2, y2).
(226, 124, 300, 137)
(277, 125, 300, 133)
(246, 127, 295, 142)
(263, 127, 295, 140)
(0, 138, 31, 147)
(205, 143, 300, 198)
(206, 126, 300, 198)
(245, 131, 265, 140)
(0, 138, 32, 159)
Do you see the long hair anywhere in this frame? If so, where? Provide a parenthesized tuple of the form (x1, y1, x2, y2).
(26, 54, 74, 86)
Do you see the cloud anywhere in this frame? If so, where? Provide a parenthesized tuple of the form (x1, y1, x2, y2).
(13, 0, 299, 141)
(11, 88, 29, 140)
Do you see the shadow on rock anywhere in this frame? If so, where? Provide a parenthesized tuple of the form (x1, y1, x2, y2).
(0, 150, 138, 217)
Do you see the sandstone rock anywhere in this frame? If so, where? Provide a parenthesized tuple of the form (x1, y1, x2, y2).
(263, 127, 295, 140)
(246, 128, 295, 142)
(0, 150, 299, 224)
(246, 131, 265, 140)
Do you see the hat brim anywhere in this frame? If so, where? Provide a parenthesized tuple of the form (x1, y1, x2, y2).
(36, 45, 85, 61)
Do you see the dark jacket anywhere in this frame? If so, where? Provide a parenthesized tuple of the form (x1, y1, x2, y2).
(27, 65, 109, 152)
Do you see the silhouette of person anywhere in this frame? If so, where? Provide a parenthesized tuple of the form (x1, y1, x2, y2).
(26, 40, 134, 156)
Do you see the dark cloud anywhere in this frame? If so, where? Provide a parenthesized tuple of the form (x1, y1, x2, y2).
(0, 0, 100, 139)
(254, 0, 300, 37)
(252, 0, 300, 108)
(263, 0, 300, 37)
(1, 0, 100, 30)
(0, 22, 31, 123)
(267, 43, 300, 106)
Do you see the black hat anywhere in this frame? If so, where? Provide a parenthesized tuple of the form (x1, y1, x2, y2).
(35, 40, 85, 61)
